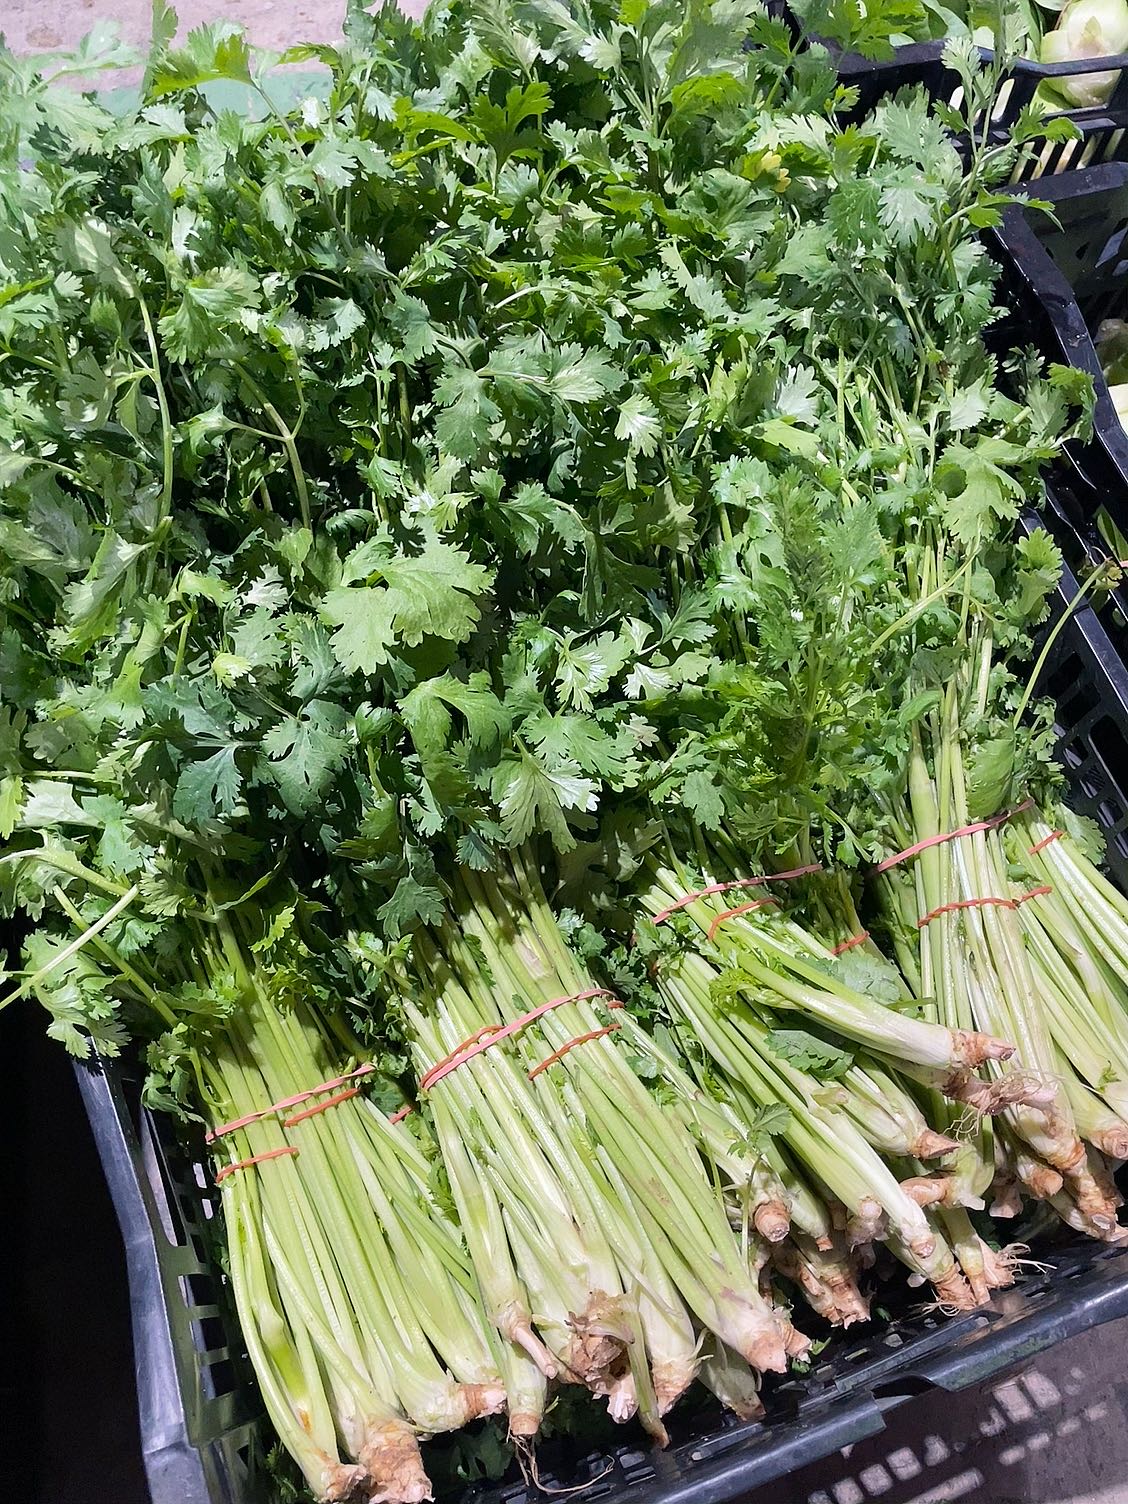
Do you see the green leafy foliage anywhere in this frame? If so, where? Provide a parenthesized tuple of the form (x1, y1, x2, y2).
(3, 12, 1117, 1498)
(0, 0, 1089, 1046)
(764, 1027, 857, 1081)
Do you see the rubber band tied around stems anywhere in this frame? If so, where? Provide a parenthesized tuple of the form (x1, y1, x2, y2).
(419, 989, 620, 1092)
(528, 1023, 621, 1080)
(420, 1024, 505, 1087)
(917, 886, 1052, 929)
(215, 1146, 298, 1184)
(1029, 830, 1064, 855)
(283, 1087, 360, 1127)
(206, 1061, 378, 1142)
(208, 1065, 415, 1142)
(873, 799, 1035, 874)
(831, 931, 870, 956)
(652, 863, 822, 926)
(706, 897, 779, 941)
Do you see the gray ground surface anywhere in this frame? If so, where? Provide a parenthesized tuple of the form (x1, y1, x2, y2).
(5, 4, 1127, 1503)
(750, 1324, 1128, 1504)
(2, 0, 409, 56)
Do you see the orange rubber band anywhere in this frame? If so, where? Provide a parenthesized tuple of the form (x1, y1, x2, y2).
(652, 864, 822, 925)
(874, 799, 1035, 874)
(706, 897, 779, 941)
(831, 931, 870, 955)
(1029, 830, 1064, 855)
(917, 885, 1051, 929)
(215, 1146, 298, 1183)
(419, 989, 618, 1092)
(528, 1023, 621, 1080)
(417, 1025, 505, 1090)
(207, 1061, 378, 1142)
(389, 1104, 413, 1125)
(283, 1087, 360, 1127)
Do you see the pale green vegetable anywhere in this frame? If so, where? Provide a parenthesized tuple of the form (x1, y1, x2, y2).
(1097, 319, 1128, 384)
(1094, 321, 1128, 433)
(1108, 381, 1128, 432)
(1041, 0, 1128, 106)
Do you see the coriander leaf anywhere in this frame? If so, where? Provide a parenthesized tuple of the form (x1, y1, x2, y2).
(401, 673, 510, 756)
(491, 752, 598, 851)
(260, 702, 349, 816)
(765, 1027, 855, 1081)
(173, 746, 243, 824)
(376, 875, 445, 938)
(323, 539, 491, 672)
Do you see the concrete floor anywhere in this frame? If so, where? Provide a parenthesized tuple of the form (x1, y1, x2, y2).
(750, 1336, 1128, 1504)
(4, 3, 1128, 1504)
(2, 0, 423, 56)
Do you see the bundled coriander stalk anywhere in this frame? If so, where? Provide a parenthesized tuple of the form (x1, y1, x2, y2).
(372, 856, 805, 1438)
(0, 5, 839, 1491)
(623, 34, 1128, 1257)
(621, 846, 1023, 1309)
(10, 852, 509, 1500)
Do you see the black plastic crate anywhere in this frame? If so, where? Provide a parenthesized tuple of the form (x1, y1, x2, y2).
(1007, 106, 1128, 180)
(783, 8, 1128, 137)
(75, 535, 1128, 1504)
(993, 164, 1128, 544)
(1029, 510, 1128, 890)
(841, 42, 1128, 133)
(68, 44, 1128, 1500)
(779, 7, 1128, 181)
(74, 1061, 261, 1504)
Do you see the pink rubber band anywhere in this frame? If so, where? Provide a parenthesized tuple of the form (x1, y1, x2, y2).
(418, 1026, 505, 1088)
(917, 885, 1051, 929)
(528, 1023, 621, 1080)
(215, 1146, 298, 1183)
(706, 897, 779, 941)
(874, 800, 1034, 874)
(207, 1061, 378, 1142)
(831, 931, 870, 955)
(389, 1105, 413, 1124)
(419, 989, 617, 1091)
(652, 864, 822, 925)
(1029, 830, 1064, 855)
(283, 1087, 360, 1127)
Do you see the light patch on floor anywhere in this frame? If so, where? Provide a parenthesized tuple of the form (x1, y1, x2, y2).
(4, 0, 425, 58)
